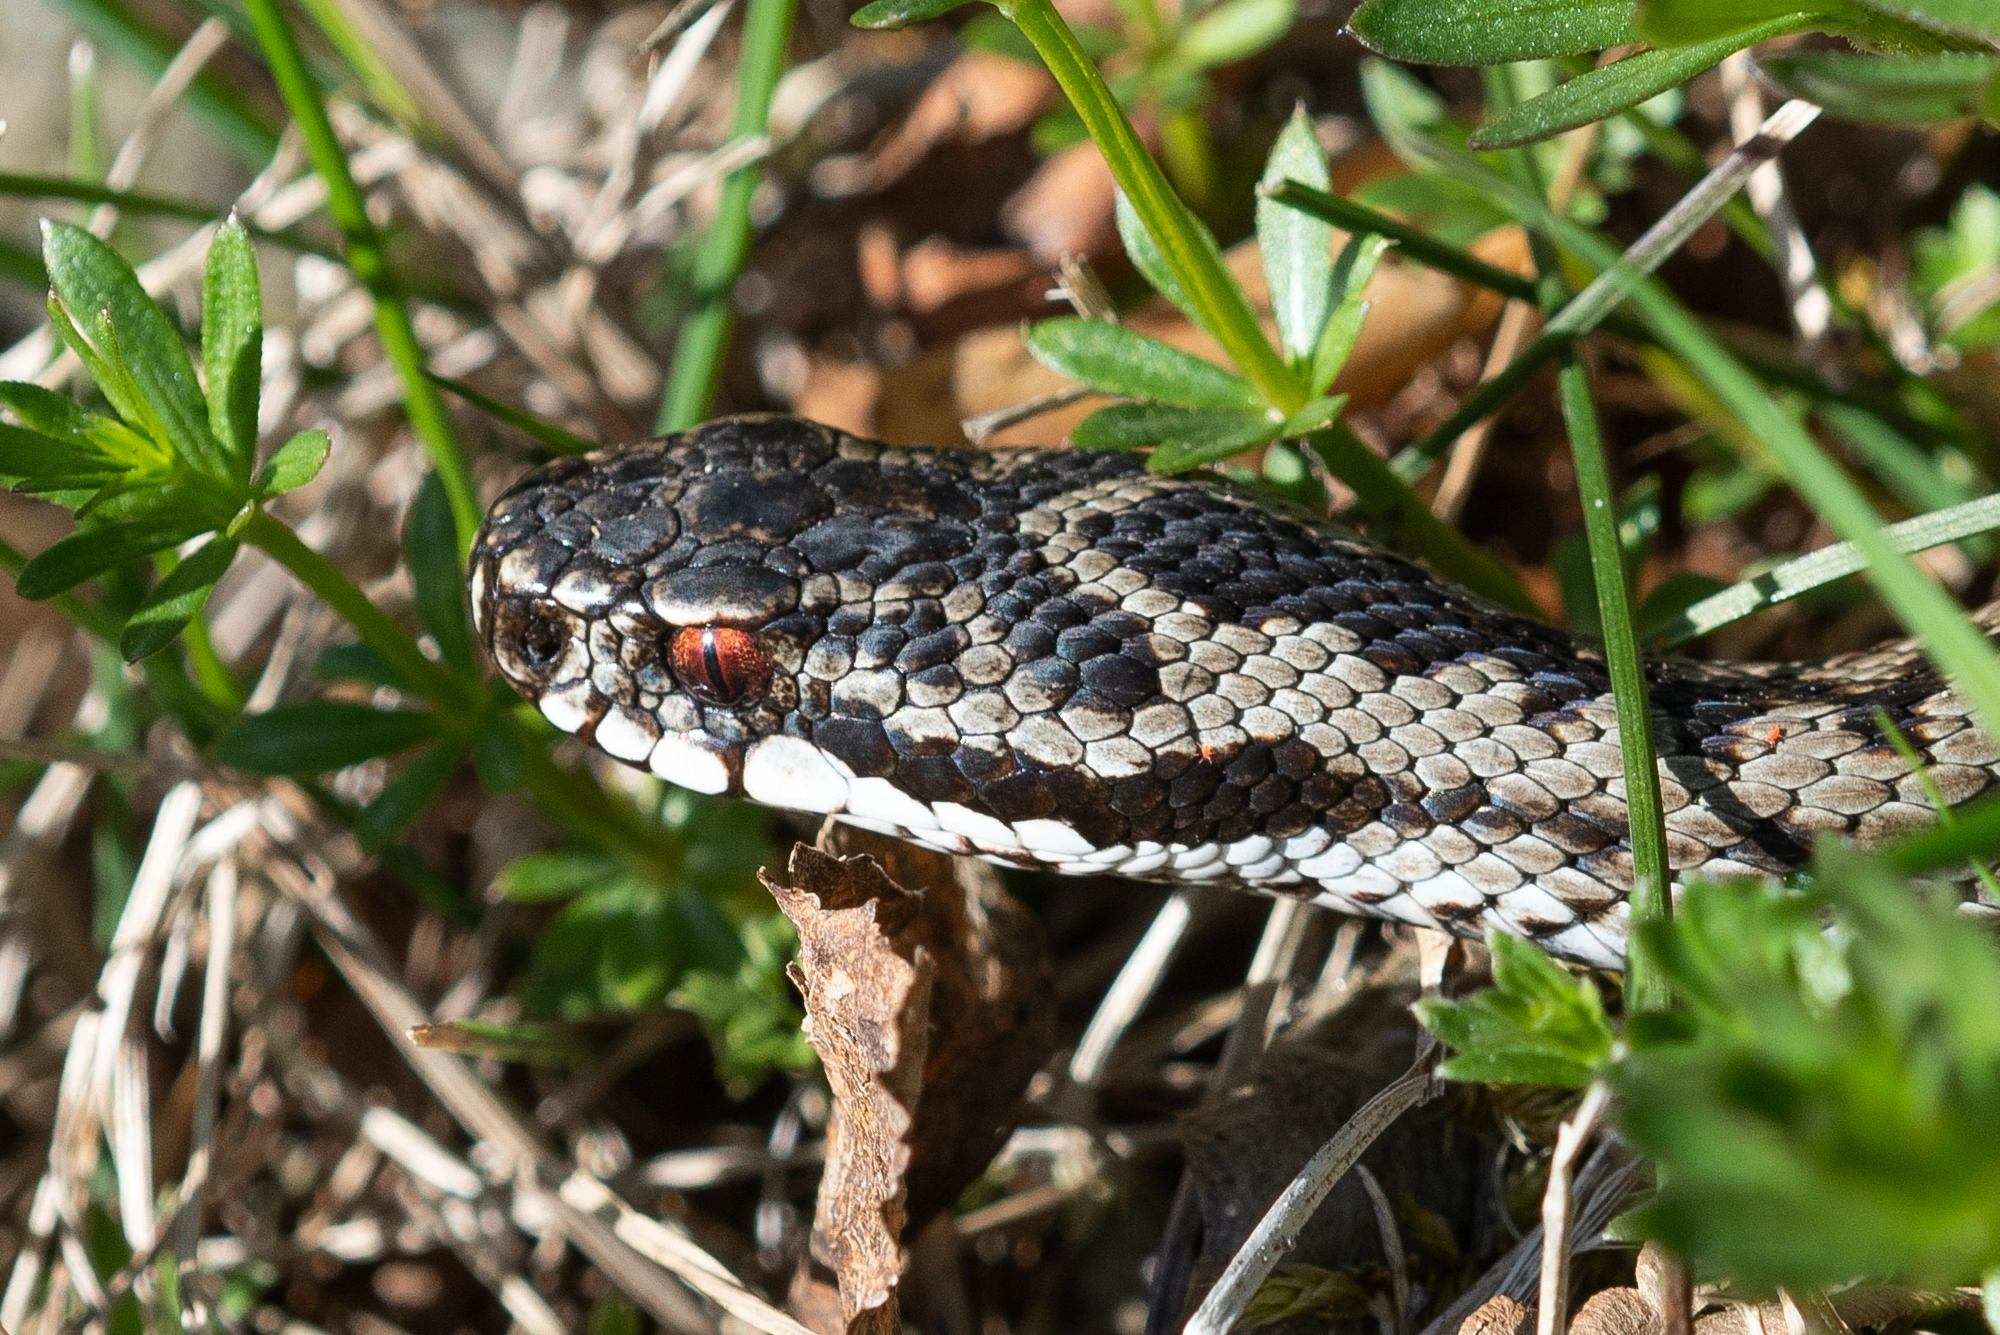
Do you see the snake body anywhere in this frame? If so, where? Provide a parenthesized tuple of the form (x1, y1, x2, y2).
(470, 415, 2000, 967)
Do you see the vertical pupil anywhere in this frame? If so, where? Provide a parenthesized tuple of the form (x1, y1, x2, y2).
(703, 633, 728, 693)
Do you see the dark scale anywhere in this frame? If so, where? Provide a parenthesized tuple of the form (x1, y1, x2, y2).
(470, 416, 2000, 968)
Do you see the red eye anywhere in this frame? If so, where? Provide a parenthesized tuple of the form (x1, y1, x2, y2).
(669, 626, 772, 706)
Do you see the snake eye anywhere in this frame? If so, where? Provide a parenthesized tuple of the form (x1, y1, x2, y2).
(670, 626, 771, 706)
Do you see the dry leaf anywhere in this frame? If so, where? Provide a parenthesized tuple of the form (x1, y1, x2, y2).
(1001, 140, 1120, 266)
(767, 845, 934, 1335)
(1459, 1294, 1534, 1335)
(816, 51, 1055, 197)
(1573, 1285, 1657, 1335)
(817, 823, 1056, 1227)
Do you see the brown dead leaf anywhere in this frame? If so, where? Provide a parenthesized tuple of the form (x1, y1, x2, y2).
(1001, 140, 1120, 266)
(817, 823, 1056, 1227)
(1459, 1294, 1534, 1335)
(1574, 1285, 1657, 1335)
(768, 836, 1055, 1334)
(794, 359, 884, 439)
(768, 845, 933, 1335)
(817, 51, 1055, 198)
(901, 236, 1038, 314)
(955, 225, 1532, 446)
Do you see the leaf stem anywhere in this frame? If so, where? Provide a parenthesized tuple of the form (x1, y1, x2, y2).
(656, 0, 800, 432)
(1556, 355, 1669, 1009)
(241, 510, 462, 707)
(1000, 0, 1302, 411)
(241, 0, 481, 554)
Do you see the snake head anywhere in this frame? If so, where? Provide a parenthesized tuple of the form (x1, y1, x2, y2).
(469, 415, 986, 806)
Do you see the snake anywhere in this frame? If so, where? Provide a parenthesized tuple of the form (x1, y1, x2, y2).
(468, 414, 2000, 968)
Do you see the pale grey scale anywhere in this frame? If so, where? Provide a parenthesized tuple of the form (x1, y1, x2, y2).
(471, 416, 2000, 970)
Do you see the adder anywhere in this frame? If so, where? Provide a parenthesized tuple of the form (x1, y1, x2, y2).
(469, 415, 2000, 968)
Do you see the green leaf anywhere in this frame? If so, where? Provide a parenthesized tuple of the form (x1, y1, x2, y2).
(497, 848, 620, 902)
(354, 740, 467, 850)
(1072, 402, 1278, 461)
(121, 536, 238, 662)
(251, 429, 329, 497)
(472, 713, 528, 793)
(1173, 0, 1295, 71)
(1258, 106, 1333, 364)
(41, 221, 219, 478)
(1616, 850, 2000, 1287)
(1469, 17, 1814, 149)
(0, 422, 116, 488)
(1150, 412, 1283, 473)
(0, 379, 108, 443)
(1026, 318, 1259, 408)
(1349, 0, 1638, 64)
(16, 512, 208, 599)
(1415, 931, 1616, 1087)
(202, 218, 262, 484)
(313, 641, 402, 686)
(1761, 50, 2000, 124)
(1865, 0, 2000, 41)
(1116, 190, 1206, 334)
(405, 471, 474, 672)
(1279, 393, 1348, 437)
(1633, 0, 1828, 43)
(850, 0, 975, 28)
(1309, 233, 1392, 396)
(215, 701, 441, 773)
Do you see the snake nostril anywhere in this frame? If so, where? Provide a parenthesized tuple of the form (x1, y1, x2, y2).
(519, 611, 568, 668)
(493, 600, 576, 683)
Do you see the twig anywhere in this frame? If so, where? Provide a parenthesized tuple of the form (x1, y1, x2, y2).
(1382, 97, 1823, 480)
(962, 387, 1095, 445)
(1068, 890, 1196, 1087)
(264, 848, 812, 1335)
(318, 0, 522, 198)
(1537, 1081, 1614, 1335)
(1183, 1045, 1441, 1335)
(1721, 53, 1829, 348)
(172, 857, 239, 1287)
(1357, 1163, 1409, 1335)
(1417, 1139, 1642, 1335)
(88, 18, 231, 239)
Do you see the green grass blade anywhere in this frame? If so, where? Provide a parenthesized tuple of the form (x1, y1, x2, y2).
(1386, 101, 1820, 480)
(1656, 493, 2000, 647)
(428, 372, 597, 456)
(1259, 179, 1539, 302)
(1449, 141, 2000, 734)
(998, 0, 1303, 412)
(0, 174, 336, 257)
(1468, 17, 1812, 150)
(242, 0, 479, 555)
(1307, 422, 1540, 616)
(1558, 355, 1670, 1007)
(658, 0, 801, 431)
